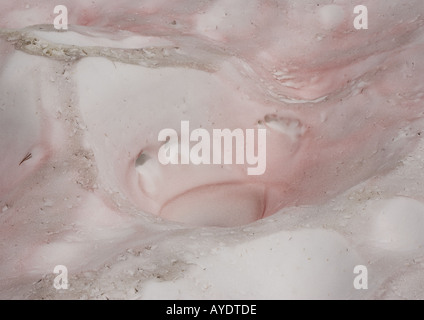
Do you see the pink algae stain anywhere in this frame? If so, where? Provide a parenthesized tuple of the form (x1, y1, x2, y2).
(76, 9, 101, 26)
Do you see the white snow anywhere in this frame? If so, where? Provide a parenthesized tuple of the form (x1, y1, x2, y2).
(0, 0, 424, 300)
(318, 5, 345, 30)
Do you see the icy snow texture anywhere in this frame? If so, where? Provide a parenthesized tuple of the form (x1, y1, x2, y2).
(0, 0, 423, 299)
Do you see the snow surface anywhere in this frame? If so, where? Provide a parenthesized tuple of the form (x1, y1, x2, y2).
(0, 0, 423, 300)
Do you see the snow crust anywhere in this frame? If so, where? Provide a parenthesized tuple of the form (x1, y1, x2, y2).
(0, 0, 423, 300)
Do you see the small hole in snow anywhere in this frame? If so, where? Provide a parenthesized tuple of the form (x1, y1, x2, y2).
(136, 153, 150, 167)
